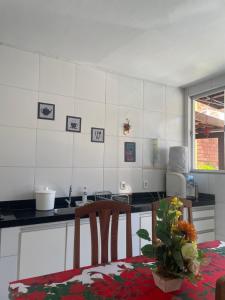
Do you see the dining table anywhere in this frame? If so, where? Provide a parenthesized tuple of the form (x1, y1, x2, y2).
(9, 240, 225, 300)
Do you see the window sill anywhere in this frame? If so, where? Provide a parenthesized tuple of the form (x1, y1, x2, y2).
(191, 169, 225, 174)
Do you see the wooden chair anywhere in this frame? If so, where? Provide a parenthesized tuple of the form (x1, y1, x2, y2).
(216, 275, 225, 300)
(74, 200, 132, 268)
(152, 198, 193, 244)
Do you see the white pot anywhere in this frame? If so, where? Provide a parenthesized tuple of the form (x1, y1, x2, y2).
(35, 187, 56, 211)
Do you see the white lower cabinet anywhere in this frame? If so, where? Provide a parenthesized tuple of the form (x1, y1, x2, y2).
(0, 256, 17, 300)
(140, 212, 152, 248)
(18, 224, 67, 279)
(66, 220, 92, 270)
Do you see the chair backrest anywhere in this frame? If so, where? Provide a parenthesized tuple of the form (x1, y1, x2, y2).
(152, 197, 193, 244)
(74, 200, 132, 268)
(216, 275, 225, 300)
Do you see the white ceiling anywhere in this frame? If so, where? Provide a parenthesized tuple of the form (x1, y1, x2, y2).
(1, 0, 225, 87)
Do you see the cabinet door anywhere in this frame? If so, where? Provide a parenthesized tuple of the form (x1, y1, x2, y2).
(0, 256, 17, 299)
(19, 225, 66, 279)
(66, 221, 92, 270)
(140, 213, 152, 248)
(0, 227, 20, 257)
(117, 216, 126, 259)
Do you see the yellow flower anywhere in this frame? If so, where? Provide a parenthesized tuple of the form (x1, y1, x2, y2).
(176, 210, 182, 218)
(170, 197, 183, 208)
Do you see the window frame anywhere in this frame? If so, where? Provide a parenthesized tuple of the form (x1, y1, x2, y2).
(190, 87, 225, 173)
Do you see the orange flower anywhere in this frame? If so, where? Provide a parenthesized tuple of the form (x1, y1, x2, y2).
(178, 220, 197, 242)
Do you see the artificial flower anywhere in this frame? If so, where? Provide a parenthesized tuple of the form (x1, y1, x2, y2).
(178, 220, 197, 242)
(170, 197, 183, 208)
(187, 259, 200, 276)
(181, 243, 198, 260)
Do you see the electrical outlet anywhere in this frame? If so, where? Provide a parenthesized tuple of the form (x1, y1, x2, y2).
(120, 181, 126, 190)
(143, 180, 149, 189)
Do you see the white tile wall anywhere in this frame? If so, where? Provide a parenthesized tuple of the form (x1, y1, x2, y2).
(35, 168, 72, 197)
(166, 87, 184, 115)
(144, 81, 165, 112)
(0, 46, 38, 90)
(105, 104, 118, 136)
(118, 107, 143, 137)
(75, 99, 105, 134)
(0, 45, 184, 200)
(104, 136, 118, 168)
(165, 114, 183, 142)
(0, 167, 35, 201)
(118, 168, 143, 193)
(75, 66, 106, 102)
(143, 169, 166, 192)
(73, 134, 104, 168)
(39, 56, 75, 97)
(0, 127, 36, 167)
(36, 130, 73, 167)
(103, 168, 118, 194)
(72, 168, 103, 195)
(143, 111, 165, 139)
(0, 85, 37, 128)
(106, 73, 143, 109)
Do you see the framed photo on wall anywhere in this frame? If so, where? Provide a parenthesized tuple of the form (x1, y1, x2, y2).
(124, 142, 136, 162)
(38, 102, 55, 120)
(66, 116, 81, 132)
(91, 128, 105, 143)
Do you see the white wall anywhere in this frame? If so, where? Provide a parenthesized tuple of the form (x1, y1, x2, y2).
(185, 74, 225, 241)
(0, 45, 184, 201)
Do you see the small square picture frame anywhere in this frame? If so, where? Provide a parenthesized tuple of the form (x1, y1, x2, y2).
(124, 142, 136, 162)
(38, 102, 55, 120)
(66, 116, 81, 132)
(91, 127, 105, 143)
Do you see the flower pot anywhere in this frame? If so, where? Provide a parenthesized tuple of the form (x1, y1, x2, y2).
(152, 270, 183, 293)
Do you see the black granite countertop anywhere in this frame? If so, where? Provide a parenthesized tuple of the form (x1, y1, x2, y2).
(0, 193, 215, 228)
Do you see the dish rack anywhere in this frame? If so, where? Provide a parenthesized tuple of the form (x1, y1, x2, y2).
(94, 191, 130, 204)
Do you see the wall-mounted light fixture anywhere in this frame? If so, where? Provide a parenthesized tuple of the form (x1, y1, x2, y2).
(123, 118, 131, 135)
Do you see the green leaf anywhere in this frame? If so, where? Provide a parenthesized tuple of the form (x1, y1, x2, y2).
(157, 209, 164, 219)
(156, 229, 171, 246)
(168, 211, 176, 221)
(141, 244, 155, 258)
(159, 199, 169, 211)
(136, 229, 151, 241)
(114, 274, 124, 282)
(172, 250, 184, 270)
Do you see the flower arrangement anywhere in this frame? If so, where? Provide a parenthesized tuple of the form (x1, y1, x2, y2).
(137, 197, 205, 283)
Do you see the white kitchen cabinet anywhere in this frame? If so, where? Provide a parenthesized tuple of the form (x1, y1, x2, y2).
(0, 256, 17, 300)
(140, 212, 152, 248)
(193, 205, 215, 243)
(0, 227, 20, 257)
(18, 223, 67, 279)
(66, 220, 92, 270)
(197, 231, 215, 243)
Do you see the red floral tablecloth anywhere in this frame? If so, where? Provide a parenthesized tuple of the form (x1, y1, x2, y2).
(9, 240, 225, 300)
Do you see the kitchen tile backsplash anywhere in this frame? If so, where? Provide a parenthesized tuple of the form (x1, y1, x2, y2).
(0, 45, 184, 201)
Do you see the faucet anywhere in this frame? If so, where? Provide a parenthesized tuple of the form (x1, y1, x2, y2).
(65, 185, 72, 207)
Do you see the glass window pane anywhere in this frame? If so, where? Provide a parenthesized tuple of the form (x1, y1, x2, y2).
(193, 91, 224, 170)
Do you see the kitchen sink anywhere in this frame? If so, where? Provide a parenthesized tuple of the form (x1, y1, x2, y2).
(54, 207, 76, 215)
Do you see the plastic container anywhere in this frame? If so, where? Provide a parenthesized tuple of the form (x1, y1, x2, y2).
(82, 186, 88, 203)
(35, 187, 56, 210)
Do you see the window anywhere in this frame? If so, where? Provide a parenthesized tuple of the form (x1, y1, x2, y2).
(192, 90, 224, 171)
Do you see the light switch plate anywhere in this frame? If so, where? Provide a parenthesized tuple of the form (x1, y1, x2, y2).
(143, 180, 149, 189)
(120, 181, 126, 190)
